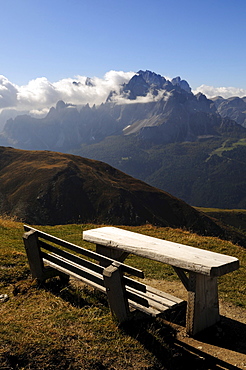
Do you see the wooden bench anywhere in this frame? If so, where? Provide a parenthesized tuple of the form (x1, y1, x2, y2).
(23, 225, 185, 325)
(83, 226, 240, 336)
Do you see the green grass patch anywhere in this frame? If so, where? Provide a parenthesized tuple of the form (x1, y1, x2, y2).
(196, 207, 246, 235)
(208, 137, 246, 158)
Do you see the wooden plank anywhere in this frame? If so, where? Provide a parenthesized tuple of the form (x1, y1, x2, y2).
(128, 300, 160, 316)
(186, 272, 220, 336)
(173, 266, 189, 290)
(127, 289, 185, 317)
(42, 252, 104, 289)
(43, 259, 106, 293)
(96, 244, 129, 264)
(103, 264, 130, 323)
(126, 291, 149, 307)
(43, 266, 70, 283)
(83, 227, 239, 277)
(24, 225, 144, 279)
(127, 286, 185, 311)
(40, 240, 104, 275)
(25, 225, 115, 264)
(123, 276, 146, 293)
(23, 230, 44, 281)
(145, 285, 184, 306)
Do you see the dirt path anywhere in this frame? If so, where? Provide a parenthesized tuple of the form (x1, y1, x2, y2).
(144, 279, 246, 369)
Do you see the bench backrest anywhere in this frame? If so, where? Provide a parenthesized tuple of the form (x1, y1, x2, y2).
(24, 225, 143, 278)
(83, 227, 240, 277)
(23, 225, 150, 309)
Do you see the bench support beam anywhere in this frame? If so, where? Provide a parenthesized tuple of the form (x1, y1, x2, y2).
(103, 262, 130, 324)
(23, 230, 69, 283)
(186, 272, 220, 336)
(23, 230, 45, 281)
(96, 244, 129, 266)
(173, 266, 189, 291)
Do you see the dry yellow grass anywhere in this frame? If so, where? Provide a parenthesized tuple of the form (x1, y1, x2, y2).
(0, 215, 23, 229)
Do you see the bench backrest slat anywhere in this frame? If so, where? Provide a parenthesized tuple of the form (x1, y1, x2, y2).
(24, 225, 144, 278)
(41, 251, 104, 288)
(40, 240, 103, 275)
(123, 276, 146, 293)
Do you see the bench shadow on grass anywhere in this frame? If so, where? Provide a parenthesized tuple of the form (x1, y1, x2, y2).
(44, 278, 245, 370)
(194, 314, 246, 355)
(122, 308, 246, 370)
(42, 277, 109, 308)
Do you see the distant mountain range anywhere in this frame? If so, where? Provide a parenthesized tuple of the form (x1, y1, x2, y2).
(0, 70, 245, 209)
(1, 146, 245, 247)
(212, 95, 246, 127)
(1, 70, 246, 150)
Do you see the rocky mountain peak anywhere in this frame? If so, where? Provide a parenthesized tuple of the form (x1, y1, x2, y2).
(171, 76, 191, 93)
(137, 70, 167, 88)
(112, 70, 192, 102)
(56, 100, 77, 112)
(122, 74, 150, 99)
(56, 100, 67, 111)
(85, 77, 94, 87)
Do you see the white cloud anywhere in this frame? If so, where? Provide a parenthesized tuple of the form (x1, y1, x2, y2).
(29, 107, 50, 117)
(17, 77, 59, 109)
(110, 89, 172, 105)
(58, 70, 135, 106)
(193, 84, 246, 99)
(2, 71, 246, 120)
(0, 71, 135, 114)
(0, 76, 18, 108)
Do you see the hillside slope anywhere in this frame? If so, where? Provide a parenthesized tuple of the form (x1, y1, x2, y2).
(76, 135, 246, 209)
(0, 146, 246, 247)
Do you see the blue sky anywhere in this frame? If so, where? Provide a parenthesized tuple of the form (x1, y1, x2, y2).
(1, 0, 246, 116)
(1, 0, 246, 87)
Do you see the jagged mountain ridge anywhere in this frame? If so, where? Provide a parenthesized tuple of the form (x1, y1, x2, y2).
(1, 70, 245, 151)
(212, 95, 246, 128)
(1, 146, 245, 247)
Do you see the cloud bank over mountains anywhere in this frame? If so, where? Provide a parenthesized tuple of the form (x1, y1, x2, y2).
(1, 70, 246, 119)
(193, 84, 246, 99)
(0, 71, 135, 116)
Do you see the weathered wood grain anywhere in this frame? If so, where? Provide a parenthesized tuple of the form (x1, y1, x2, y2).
(83, 227, 239, 277)
(24, 225, 239, 336)
(23, 230, 44, 280)
(83, 226, 240, 336)
(103, 263, 130, 323)
(186, 272, 220, 335)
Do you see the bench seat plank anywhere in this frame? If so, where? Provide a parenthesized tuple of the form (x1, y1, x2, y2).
(43, 253, 184, 317)
(127, 285, 185, 316)
(83, 227, 239, 277)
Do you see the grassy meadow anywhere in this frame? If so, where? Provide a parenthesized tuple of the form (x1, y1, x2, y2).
(0, 217, 245, 369)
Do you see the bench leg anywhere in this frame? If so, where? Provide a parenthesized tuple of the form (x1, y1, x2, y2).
(23, 230, 45, 281)
(103, 262, 130, 324)
(186, 272, 220, 336)
(23, 230, 70, 284)
(96, 244, 129, 266)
